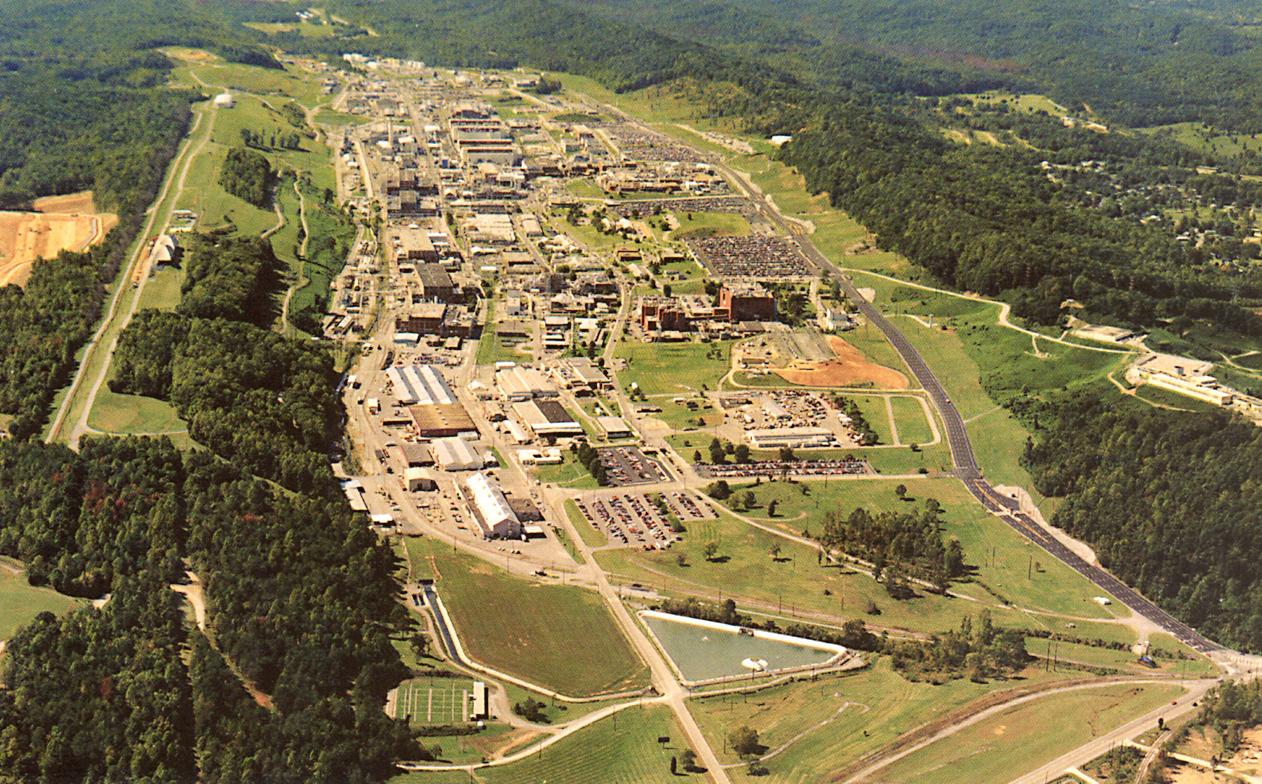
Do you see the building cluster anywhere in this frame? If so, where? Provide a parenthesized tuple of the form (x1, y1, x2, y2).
(637, 282, 778, 340)
(1127, 352, 1262, 424)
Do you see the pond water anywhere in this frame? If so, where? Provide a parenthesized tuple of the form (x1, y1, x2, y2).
(642, 611, 841, 682)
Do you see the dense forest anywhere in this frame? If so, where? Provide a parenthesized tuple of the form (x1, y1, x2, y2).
(0, 437, 417, 782)
(220, 146, 275, 209)
(0, 0, 278, 438)
(1025, 398, 1262, 651)
(179, 234, 282, 326)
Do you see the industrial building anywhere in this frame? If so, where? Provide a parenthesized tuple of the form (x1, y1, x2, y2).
(597, 416, 632, 439)
(495, 365, 559, 401)
(511, 400, 583, 439)
(409, 403, 478, 438)
(463, 472, 522, 539)
(430, 437, 484, 471)
(746, 426, 837, 449)
(387, 364, 457, 406)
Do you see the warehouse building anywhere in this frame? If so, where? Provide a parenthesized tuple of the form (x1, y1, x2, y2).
(495, 365, 559, 401)
(387, 364, 457, 406)
(431, 437, 484, 471)
(746, 426, 837, 449)
(409, 402, 478, 438)
(597, 416, 632, 439)
(463, 472, 522, 539)
(511, 400, 583, 440)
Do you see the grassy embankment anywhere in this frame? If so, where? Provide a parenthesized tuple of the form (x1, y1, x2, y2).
(405, 537, 648, 697)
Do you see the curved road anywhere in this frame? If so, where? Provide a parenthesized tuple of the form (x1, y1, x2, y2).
(708, 157, 1222, 655)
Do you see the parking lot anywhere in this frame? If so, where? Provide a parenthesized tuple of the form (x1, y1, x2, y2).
(596, 446, 670, 486)
(577, 493, 680, 550)
(695, 458, 872, 479)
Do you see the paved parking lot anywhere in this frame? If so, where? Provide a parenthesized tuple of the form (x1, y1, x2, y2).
(596, 446, 670, 486)
(577, 493, 679, 550)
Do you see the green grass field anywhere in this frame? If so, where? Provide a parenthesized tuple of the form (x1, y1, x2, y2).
(598, 504, 1036, 635)
(888, 396, 934, 446)
(874, 682, 1184, 783)
(690, 658, 1067, 784)
(390, 704, 700, 784)
(87, 388, 185, 435)
(532, 453, 600, 489)
(0, 564, 84, 640)
(406, 538, 648, 697)
(671, 210, 751, 239)
(723, 477, 1121, 621)
(615, 339, 733, 397)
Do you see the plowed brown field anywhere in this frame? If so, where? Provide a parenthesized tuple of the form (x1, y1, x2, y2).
(773, 335, 909, 389)
(0, 191, 117, 287)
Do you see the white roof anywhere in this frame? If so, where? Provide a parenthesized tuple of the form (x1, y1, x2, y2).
(466, 472, 518, 530)
(597, 416, 631, 435)
(388, 365, 457, 405)
(431, 437, 483, 470)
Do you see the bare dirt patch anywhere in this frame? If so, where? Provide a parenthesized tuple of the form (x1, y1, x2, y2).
(0, 191, 116, 287)
(774, 335, 909, 389)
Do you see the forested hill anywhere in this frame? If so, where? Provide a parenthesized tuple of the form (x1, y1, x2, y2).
(1025, 399, 1262, 651)
(0, 0, 276, 439)
(570, 0, 1262, 131)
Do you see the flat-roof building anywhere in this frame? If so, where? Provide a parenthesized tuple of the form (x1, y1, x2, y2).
(597, 416, 632, 439)
(746, 426, 836, 449)
(511, 400, 583, 439)
(495, 366, 558, 401)
(409, 403, 478, 438)
(431, 437, 484, 471)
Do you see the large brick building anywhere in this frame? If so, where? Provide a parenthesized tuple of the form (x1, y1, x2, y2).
(718, 283, 776, 322)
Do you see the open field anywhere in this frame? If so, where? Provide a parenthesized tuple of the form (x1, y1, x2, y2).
(872, 682, 1184, 783)
(615, 339, 732, 397)
(0, 561, 84, 640)
(406, 538, 648, 696)
(690, 657, 1068, 784)
(721, 477, 1122, 622)
(532, 453, 600, 489)
(0, 192, 117, 287)
(671, 210, 751, 238)
(598, 505, 1036, 635)
(390, 704, 699, 784)
(87, 387, 185, 435)
(771, 335, 910, 389)
(889, 396, 934, 445)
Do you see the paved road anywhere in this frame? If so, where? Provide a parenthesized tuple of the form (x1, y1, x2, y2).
(707, 157, 1223, 655)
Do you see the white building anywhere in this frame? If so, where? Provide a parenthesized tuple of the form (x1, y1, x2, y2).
(746, 426, 836, 449)
(431, 437, 484, 471)
(464, 472, 522, 539)
(387, 364, 458, 406)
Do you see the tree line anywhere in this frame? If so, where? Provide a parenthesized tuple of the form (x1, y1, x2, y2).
(1024, 396, 1262, 651)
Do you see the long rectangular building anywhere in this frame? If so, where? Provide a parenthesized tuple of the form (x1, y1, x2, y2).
(464, 472, 522, 539)
(388, 364, 457, 406)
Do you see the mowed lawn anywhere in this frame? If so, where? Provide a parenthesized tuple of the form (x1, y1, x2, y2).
(390, 705, 701, 784)
(0, 564, 84, 640)
(889, 395, 934, 446)
(596, 507, 1035, 635)
(408, 538, 648, 697)
(726, 477, 1122, 620)
(691, 658, 1065, 784)
(874, 682, 1184, 784)
(615, 339, 733, 397)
